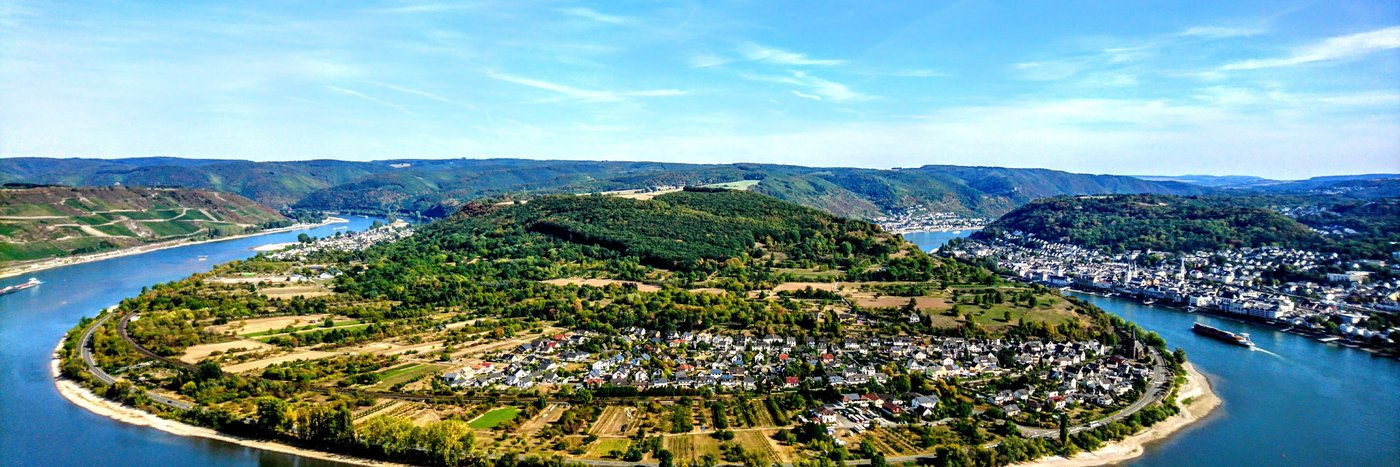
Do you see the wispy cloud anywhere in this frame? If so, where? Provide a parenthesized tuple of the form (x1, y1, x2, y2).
(486, 72, 686, 102)
(1223, 26, 1400, 70)
(326, 86, 409, 112)
(1179, 26, 1266, 39)
(743, 71, 868, 102)
(690, 54, 730, 69)
(740, 43, 844, 66)
(890, 69, 949, 78)
(366, 2, 482, 14)
(559, 7, 629, 24)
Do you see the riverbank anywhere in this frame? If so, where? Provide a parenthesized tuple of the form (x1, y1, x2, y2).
(0, 217, 347, 279)
(888, 226, 984, 235)
(50, 342, 400, 467)
(1016, 362, 1221, 467)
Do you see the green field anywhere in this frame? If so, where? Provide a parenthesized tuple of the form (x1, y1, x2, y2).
(701, 180, 761, 190)
(468, 407, 521, 429)
(368, 363, 447, 390)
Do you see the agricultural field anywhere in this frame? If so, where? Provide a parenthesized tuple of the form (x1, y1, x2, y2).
(0, 186, 284, 263)
(469, 407, 522, 429)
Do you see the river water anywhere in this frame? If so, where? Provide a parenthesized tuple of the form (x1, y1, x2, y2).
(0, 218, 380, 467)
(2, 227, 1395, 466)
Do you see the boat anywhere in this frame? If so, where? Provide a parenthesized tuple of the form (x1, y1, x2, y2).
(1142, 299, 1156, 306)
(0, 278, 42, 296)
(1192, 322, 1253, 347)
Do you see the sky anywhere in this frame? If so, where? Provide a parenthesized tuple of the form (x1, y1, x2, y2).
(1, 1, 1398, 179)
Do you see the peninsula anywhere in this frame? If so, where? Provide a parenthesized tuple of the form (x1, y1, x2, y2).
(58, 189, 1215, 467)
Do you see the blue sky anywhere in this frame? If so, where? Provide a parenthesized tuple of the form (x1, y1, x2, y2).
(1, 1, 1397, 178)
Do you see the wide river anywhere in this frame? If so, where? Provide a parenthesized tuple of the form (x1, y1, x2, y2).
(0, 228, 1395, 466)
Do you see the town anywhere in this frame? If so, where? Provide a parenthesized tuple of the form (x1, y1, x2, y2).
(442, 326, 1156, 428)
(946, 233, 1400, 352)
(264, 219, 414, 261)
(873, 206, 988, 234)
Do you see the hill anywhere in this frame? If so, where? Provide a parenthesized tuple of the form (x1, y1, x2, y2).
(61, 189, 1185, 467)
(0, 186, 286, 262)
(0, 157, 1207, 219)
(974, 194, 1321, 253)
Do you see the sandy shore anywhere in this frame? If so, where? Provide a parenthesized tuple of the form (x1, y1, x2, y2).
(50, 342, 403, 466)
(1015, 362, 1222, 467)
(252, 242, 298, 252)
(0, 217, 347, 279)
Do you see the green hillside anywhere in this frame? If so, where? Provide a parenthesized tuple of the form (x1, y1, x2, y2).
(0, 186, 287, 263)
(1, 157, 1206, 219)
(974, 194, 1321, 253)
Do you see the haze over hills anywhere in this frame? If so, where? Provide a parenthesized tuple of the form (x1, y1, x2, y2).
(1, 157, 1208, 219)
(0, 186, 286, 263)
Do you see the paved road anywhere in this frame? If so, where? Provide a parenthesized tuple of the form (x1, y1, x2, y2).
(75, 308, 193, 410)
(1015, 345, 1170, 439)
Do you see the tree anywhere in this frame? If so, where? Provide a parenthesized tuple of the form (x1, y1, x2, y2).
(196, 361, 224, 381)
(1059, 413, 1069, 445)
(657, 449, 675, 467)
(256, 397, 290, 433)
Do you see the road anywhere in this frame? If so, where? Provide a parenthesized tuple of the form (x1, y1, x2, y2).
(1014, 345, 1170, 440)
(75, 308, 193, 410)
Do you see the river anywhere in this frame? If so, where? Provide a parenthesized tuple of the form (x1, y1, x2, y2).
(905, 231, 1399, 466)
(0, 218, 380, 467)
(1, 227, 1395, 466)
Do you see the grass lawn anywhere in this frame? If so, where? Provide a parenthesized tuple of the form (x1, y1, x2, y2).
(469, 407, 521, 429)
(369, 363, 447, 390)
(701, 180, 760, 190)
(584, 438, 631, 459)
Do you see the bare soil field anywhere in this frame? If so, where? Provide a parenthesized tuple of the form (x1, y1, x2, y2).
(259, 285, 334, 299)
(179, 339, 274, 364)
(847, 294, 949, 310)
(208, 314, 331, 336)
(542, 278, 660, 292)
(589, 406, 637, 436)
(223, 349, 337, 373)
(772, 282, 839, 292)
(518, 403, 569, 437)
(206, 275, 300, 284)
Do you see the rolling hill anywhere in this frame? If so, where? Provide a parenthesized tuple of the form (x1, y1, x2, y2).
(0, 157, 1208, 219)
(0, 186, 286, 263)
(973, 194, 1321, 253)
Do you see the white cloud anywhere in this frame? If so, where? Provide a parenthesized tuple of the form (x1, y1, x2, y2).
(366, 3, 483, 14)
(1179, 26, 1266, 39)
(485, 72, 686, 102)
(578, 98, 1400, 178)
(690, 54, 730, 69)
(1223, 26, 1400, 70)
(366, 81, 462, 106)
(326, 86, 409, 112)
(791, 90, 822, 100)
(742, 71, 869, 102)
(558, 7, 629, 25)
(740, 43, 844, 66)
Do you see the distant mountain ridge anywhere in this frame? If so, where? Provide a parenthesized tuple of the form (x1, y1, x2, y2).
(0, 157, 1207, 219)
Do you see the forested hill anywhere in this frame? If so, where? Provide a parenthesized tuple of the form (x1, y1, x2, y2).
(0, 157, 1206, 219)
(0, 186, 286, 263)
(973, 194, 1320, 253)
